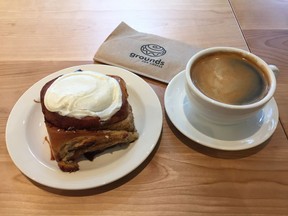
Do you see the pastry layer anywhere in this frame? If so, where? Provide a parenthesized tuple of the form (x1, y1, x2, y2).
(40, 72, 138, 172)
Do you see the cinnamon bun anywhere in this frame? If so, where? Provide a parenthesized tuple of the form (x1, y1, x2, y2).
(40, 70, 138, 172)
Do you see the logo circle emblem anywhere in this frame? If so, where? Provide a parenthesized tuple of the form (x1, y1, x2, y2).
(140, 44, 166, 57)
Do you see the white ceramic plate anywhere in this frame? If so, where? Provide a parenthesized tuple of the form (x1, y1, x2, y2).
(6, 64, 162, 190)
(164, 71, 278, 151)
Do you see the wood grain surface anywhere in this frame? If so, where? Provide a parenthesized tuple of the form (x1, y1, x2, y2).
(1, 0, 288, 215)
(0, 0, 247, 61)
(231, 0, 288, 139)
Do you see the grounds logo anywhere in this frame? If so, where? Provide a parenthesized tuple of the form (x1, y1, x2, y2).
(129, 44, 166, 68)
(140, 44, 166, 57)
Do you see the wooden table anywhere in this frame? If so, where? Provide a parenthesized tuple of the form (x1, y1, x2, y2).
(1, 0, 288, 215)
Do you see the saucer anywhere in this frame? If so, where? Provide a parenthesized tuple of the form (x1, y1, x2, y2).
(164, 71, 279, 151)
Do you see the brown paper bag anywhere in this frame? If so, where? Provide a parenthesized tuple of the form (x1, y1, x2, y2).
(94, 22, 200, 83)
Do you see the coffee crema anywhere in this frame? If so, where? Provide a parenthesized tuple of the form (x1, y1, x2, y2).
(190, 52, 270, 105)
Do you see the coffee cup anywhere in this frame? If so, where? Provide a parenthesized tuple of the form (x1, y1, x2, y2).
(185, 47, 278, 125)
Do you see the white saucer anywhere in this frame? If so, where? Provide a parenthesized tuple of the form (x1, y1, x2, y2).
(164, 71, 279, 151)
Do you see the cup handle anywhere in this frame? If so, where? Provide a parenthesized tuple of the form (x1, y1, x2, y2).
(269, 65, 279, 78)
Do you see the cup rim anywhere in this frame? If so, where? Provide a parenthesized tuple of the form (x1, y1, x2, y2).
(185, 46, 276, 110)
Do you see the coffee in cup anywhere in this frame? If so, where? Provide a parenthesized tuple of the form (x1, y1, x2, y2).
(190, 51, 270, 105)
(185, 47, 278, 125)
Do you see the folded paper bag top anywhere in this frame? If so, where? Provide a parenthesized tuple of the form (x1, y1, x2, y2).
(94, 22, 200, 83)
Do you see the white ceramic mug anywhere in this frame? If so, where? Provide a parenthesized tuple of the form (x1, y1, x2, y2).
(185, 47, 278, 125)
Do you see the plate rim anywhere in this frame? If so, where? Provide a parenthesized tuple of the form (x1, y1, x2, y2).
(5, 64, 163, 190)
(164, 70, 279, 151)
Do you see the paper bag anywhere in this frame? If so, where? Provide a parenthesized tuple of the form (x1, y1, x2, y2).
(94, 22, 199, 83)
